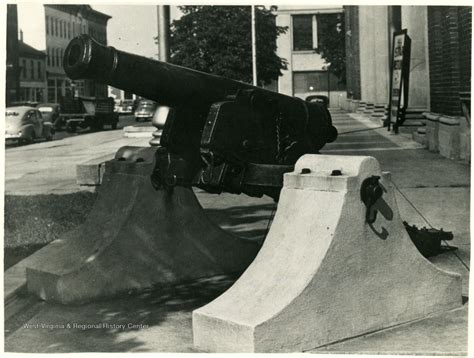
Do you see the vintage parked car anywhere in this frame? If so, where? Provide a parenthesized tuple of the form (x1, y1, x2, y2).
(305, 95, 329, 109)
(36, 102, 62, 130)
(134, 99, 157, 122)
(5, 106, 54, 144)
(118, 99, 134, 114)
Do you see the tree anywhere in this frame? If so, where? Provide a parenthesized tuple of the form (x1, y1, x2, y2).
(315, 13, 346, 84)
(164, 6, 287, 85)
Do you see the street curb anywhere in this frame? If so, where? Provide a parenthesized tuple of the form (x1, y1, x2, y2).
(123, 125, 155, 138)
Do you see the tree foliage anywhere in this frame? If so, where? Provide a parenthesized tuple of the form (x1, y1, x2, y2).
(166, 6, 288, 85)
(315, 13, 346, 84)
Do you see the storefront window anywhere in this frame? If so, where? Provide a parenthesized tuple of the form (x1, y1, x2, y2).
(293, 71, 346, 94)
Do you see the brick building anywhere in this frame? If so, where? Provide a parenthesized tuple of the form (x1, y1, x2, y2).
(6, 4, 20, 106)
(44, 5, 111, 102)
(427, 7, 471, 117)
(18, 38, 47, 102)
(343, 6, 471, 160)
(275, 6, 346, 103)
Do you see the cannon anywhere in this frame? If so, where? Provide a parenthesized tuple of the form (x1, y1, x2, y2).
(64, 35, 337, 199)
(23, 36, 461, 344)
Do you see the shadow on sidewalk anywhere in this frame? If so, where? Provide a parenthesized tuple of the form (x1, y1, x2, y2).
(5, 275, 237, 353)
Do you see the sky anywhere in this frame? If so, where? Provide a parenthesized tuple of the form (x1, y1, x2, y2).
(17, 4, 181, 59)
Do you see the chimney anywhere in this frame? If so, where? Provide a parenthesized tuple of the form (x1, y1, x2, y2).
(19, 29, 23, 42)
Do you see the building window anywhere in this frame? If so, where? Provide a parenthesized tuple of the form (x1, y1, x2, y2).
(37, 61, 42, 80)
(292, 15, 315, 51)
(316, 13, 341, 50)
(21, 59, 26, 79)
(293, 71, 346, 94)
(46, 16, 49, 35)
(68, 23, 71, 38)
(55, 18, 58, 37)
(48, 79, 56, 102)
(30, 59, 34, 79)
(73, 23, 76, 37)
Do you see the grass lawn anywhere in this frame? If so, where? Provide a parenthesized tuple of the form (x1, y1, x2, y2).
(4, 192, 97, 270)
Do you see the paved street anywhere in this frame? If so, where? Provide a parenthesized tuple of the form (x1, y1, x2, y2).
(4, 114, 137, 151)
(4, 115, 150, 195)
(4, 109, 470, 354)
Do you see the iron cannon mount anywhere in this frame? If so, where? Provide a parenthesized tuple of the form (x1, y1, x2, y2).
(64, 35, 338, 200)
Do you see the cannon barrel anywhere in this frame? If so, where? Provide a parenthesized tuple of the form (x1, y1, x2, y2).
(64, 35, 266, 109)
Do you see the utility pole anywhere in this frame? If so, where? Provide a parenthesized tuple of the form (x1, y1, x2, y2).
(151, 5, 171, 147)
(157, 5, 170, 62)
(251, 6, 257, 86)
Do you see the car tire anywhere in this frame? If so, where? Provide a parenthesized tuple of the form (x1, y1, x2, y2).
(66, 123, 77, 133)
(111, 122, 118, 130)
(25, 133, 35, 145)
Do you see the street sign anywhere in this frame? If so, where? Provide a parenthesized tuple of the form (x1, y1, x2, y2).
(388, 29, 411, 133)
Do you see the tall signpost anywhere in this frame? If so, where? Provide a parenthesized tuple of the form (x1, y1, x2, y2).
(388, 29, 411, 133)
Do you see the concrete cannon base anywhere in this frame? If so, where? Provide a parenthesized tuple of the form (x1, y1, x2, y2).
(193, 155, 462, 353)
(25, 147, 259, 303)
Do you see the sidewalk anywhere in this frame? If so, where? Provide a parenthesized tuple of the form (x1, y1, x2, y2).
(4, 110, 470, 354)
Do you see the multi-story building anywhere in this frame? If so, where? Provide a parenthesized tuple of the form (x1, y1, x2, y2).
(18, 37, 47, 103)
(6, 4, 20, 106)
(343, 6, 471, 160)
(44, 4, 111, 102)
(275, 6, 346, 104)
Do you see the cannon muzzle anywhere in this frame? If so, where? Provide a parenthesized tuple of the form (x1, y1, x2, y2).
(64, 34, 117, 82)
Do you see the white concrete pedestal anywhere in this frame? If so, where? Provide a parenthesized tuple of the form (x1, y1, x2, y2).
(193, 155, 462, 352)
